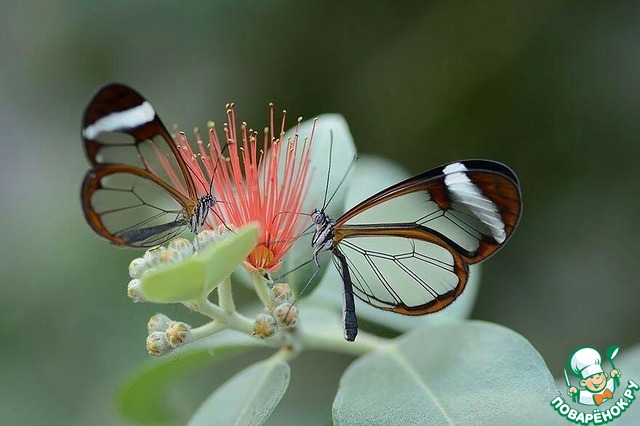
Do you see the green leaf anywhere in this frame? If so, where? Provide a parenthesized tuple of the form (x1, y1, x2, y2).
(280, 114, 357, 295)
(297, 301, 347, 341)
(342, 155, 411, 213)
(117, 332, 264, 424)
(141, 223, 259, 303)
(299, 114, 357, 219)
(333, 321, 560, 425)
(187, 357, 290, 426)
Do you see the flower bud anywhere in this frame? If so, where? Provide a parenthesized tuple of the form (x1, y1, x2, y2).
(252, 313, 277, 339)
(146, 331, 171, 356)
(159, 249, 180, 265)
(165, 321, 192, 347)
(271, 283, 293, 304)
(128, 257, 148, 279)
(147, 313, 172, 333)
(143, 246, 166, 267)
(195, 230, 217, 251)
(168, 238, 193, 259)
(212, 223, 234, 240)
(127, 279, 146, 303)
(273, 303, 297, 328)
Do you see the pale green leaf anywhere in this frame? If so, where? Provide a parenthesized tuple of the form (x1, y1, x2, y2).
(281, 113, 357, 221)
(141, 223, 259, 303)
(280, 114, 357, 294)
(296, 301, 347, 343)
(342, 155, 411, 213)
(117, 332, 264, 424)
(333, 321, 561, 425)
(187, 358, 290, 426)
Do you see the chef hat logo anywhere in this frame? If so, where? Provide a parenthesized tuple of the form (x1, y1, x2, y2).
(570, 347, 604, 380)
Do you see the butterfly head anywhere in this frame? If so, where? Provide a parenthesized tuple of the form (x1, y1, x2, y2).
(310, 208, 335, 253)
(311, 208, 328, 225)
(200, 194, 216, 209)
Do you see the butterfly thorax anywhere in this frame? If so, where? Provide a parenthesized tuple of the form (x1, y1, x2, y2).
(311, 209, 335, 254)
(189, 194, 216, 233)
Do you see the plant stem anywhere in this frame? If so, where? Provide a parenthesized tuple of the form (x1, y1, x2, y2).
(217, 276, 235, 313)
(196, 299, 254, 334)
(250, 271, 273, 307)
(297, 329, 388, 356)
(270, 344, 300, 363)
(190, 320, 226, 341)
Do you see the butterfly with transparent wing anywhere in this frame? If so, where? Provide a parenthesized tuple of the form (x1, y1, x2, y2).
(309, 159, 522, 341)
(80, 84, 222, 247)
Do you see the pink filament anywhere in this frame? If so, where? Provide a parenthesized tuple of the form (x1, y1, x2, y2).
(173, 104, 315, 272)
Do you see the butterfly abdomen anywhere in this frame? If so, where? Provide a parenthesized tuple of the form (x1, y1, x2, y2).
(120, 219, 188, 244)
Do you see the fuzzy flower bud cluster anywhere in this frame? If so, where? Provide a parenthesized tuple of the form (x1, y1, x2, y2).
(126, 238, 195, 303)
(194, 225, 235, 251)
(252, 282, 298, 339)
(126, 227, 236, 304)
(145, 313, 192, 356)
(126, 231, 237, 355)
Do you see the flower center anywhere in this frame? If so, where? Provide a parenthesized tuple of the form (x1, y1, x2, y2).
(250, 244, 280, 272)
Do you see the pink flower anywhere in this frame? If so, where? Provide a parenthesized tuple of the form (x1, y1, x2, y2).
(175, 103, 315, 273)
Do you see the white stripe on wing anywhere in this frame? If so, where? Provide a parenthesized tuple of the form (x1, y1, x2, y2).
(443, 162, 506, 243)
(83, 101, 155, 139)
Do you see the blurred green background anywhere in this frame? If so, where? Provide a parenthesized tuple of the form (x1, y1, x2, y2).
(2, 1, 639, 424)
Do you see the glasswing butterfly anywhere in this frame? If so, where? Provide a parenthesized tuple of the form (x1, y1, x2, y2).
(80, 84, 219, 247)
(309, 159, 522, 341)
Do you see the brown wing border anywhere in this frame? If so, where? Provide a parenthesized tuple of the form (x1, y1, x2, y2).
(81, 164, 196, 247)
(334, 159, 522, 264)
(333, 230, 469, 316)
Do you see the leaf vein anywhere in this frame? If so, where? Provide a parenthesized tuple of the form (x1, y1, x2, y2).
(386, 347, 455, 425)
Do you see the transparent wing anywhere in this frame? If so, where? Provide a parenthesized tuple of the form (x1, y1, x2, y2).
(81, 165, 190, 248)
(335, 160, 521, 264)
(81, 83, 198, 200)
(333, 234, 468, 315)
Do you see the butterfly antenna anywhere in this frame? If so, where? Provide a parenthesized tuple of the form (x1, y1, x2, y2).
(172, 132, 210, 192)
(321, 130, 334, 210)
(208, 141, 230, 195)
(186, 157, 210, 192)
(264, 225, 315, 246)
(324, 154, 358, 209)
(271, 210, 311, 225)
(175, 139, 210, 194)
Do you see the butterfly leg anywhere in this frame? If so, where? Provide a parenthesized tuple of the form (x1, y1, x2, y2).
(291, 250, 323, 302)
(333, 248, 358, 341)
(272, 257, 314, 283)
(282, 250, 323, 323)
(209, 204, 235, 234)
